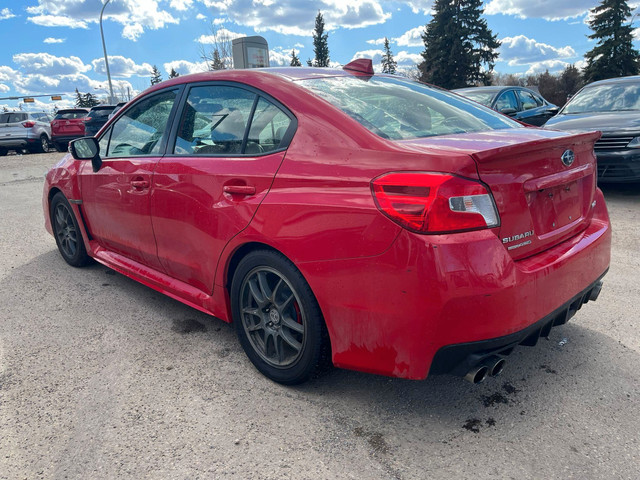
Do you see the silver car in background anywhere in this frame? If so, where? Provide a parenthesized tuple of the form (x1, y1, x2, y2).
(0, 111, 52, 155)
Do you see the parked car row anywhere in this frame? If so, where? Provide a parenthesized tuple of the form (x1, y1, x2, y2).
(1, 104, 120, 155)
(456, 76, 640, 183)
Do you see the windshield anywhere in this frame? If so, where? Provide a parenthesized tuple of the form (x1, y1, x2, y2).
(456, 90, 495, 107)
(297, 76, 520, 140)
(562, 82, 640, 114)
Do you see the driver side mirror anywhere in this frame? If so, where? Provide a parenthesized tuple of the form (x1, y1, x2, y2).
(69, 137, 102, 172)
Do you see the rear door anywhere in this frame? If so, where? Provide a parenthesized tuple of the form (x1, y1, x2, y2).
(79, 88, 181, 270)
(151, 83, 295, 293)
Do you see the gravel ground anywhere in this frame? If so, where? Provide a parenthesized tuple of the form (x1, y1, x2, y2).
(1, 151, 638, 479)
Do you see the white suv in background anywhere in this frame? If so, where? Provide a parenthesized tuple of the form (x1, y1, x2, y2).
(0, 111, 52, 155)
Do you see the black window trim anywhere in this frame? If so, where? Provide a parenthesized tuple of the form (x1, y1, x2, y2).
(164, 80, 298, 159)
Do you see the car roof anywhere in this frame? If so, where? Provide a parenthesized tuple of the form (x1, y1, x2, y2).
(585, 75, 640, 87)
(89, 105, 116, 110)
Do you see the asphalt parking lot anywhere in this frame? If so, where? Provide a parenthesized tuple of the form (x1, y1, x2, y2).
(1, 151, 638, 479)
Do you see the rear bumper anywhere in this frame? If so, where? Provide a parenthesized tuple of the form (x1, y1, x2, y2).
(52, 135, 83, 144)
(0, 137, 29, 148)
(596, 149, 640, 182)
(428, 273, 606, 376)
(300, 189, 611, 380)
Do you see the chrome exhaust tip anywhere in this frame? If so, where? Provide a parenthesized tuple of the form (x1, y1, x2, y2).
(464, 365, 489, 384)
(489, 357, 506, 377)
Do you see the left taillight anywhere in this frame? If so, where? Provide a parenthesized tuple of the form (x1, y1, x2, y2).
(371, 172, 500, 234)
(22, 121, 36, 128)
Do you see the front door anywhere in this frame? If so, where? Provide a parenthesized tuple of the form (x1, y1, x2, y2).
(79, 89, 180, 270)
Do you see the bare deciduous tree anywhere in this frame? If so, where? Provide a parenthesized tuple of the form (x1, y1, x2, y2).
(199, 23, 234, 70)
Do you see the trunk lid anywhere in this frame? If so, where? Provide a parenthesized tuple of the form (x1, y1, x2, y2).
(402, 128, 600, 260)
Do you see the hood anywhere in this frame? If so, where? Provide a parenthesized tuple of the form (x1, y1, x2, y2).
(544, 111, 640, 134)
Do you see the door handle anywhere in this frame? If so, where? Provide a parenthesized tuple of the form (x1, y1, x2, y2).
(223, 185, 256, 195)
(131, 180, 149, 189)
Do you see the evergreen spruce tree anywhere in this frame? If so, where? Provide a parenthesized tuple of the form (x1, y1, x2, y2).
(150, 65, 163, 85)
(290, 49, 302, 66)
(211, 49, 226, 70)
(82, 92, 100, 108)
(75, 88, 84, 107)
(168, 68, 180, 78)
(418, 0, 500, 89)
(312, 11, 330, 67)
(381, 37, 397, 74)
(306, 58, 313, 67)
(583, 0, 639, 83)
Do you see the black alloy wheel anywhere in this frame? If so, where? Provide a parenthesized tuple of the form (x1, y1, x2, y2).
(231, 250, 328, 384)
(50, 193, 92, 267)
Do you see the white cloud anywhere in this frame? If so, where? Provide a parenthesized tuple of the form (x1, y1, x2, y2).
(0, 66, 19, 82)
(196, 28, 244, 43)
(91, 56, 153, 78)
(500, 35, 576, 66)
(402, 0, 434, 14)
(351, 48, 421, 72)
(14, 73, 98, 95)
(12, 53, 91, 76)
(394, 26, 423, 47)
(395, 50, 422, 65)
(163, 60, 208, 75)
(0, 84, 10, 93)
(524, 60, 572, 75)
(43, 37, 66, 44)
(1, 7, 16, 20)
(202, 0, 391, 36)
(28, 15, 89, 29)
(269, 47, 296, 67)
(366, 37, 386, 45)
(196, 13, 207, 20)
(170, 0, 194, 11)
(485, 0, 596, 21)
(26, 0, 179, 41)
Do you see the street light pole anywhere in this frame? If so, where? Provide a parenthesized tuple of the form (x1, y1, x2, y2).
(99, 0, 115, 104)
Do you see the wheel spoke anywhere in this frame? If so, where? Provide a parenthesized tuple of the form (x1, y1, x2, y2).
(276, 292, 294, 310)
(257, 271, 272, 301)
(242, 307, 261, 318)
(55, 207, 66, 228)
(272, 332, 284, 363)
(282, 315, 304, 334)
(280, 329, 302, 352)
(248, 277, 266, 306)
(271, 278, 284, 302)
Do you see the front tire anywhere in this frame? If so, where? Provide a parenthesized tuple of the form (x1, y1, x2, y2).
(50, 193, 92, 267)
(231, 250, 327, 385)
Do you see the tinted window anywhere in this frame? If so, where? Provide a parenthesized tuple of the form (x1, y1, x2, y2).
(246, 98, 292, 154)
(299, 76, 520, 140)
(89, 108, 114, 119)
(458, 91, 495, 107)
(103, 90, 177, 157)
(0, 114, 9, 124)
(174, 85, 256, 155)
(562, 82, 640, 114)
(495, 91, 518, 111)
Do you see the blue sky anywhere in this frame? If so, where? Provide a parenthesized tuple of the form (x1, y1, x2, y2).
(1, 0, 638, 112)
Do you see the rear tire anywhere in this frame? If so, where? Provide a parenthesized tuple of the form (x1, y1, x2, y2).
(37, 135, 49, 153)
(50, 193, 92, 267)
(231, 250, 328, 385)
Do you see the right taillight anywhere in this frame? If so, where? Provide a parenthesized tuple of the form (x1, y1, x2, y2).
(371, 172, 500, 234)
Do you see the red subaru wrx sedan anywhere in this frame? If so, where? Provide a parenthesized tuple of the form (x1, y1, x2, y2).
(43, 60, 611, 385)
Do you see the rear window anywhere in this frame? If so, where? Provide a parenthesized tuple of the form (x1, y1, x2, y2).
(88, 108, 114, 119)
(0, 113, 27, 123)
(298, 76, 520, 140)
(55, 110, 88, 120)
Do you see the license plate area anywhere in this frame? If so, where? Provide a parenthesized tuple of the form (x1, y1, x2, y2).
(527, 180, 583, 235)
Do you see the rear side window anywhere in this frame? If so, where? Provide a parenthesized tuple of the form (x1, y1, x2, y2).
(246, 98, 291, 154)
(103, 90, 177, 157)
(89, 108, 113, 119)
(0, 114, 8, 124)
(517, 90, 539, 110)
(174, 85, 256, 155)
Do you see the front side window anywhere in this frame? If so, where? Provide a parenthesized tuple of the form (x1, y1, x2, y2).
(174, 85, 256, 155)
(298, 76, 521, 140)
(104, 90, 177, 157)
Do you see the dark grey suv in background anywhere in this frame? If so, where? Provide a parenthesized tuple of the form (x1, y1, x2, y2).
(545, 75, 640, 183)
(0, 111, 52, 155)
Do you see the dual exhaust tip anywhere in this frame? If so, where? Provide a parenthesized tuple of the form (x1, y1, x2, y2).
(464, 355, 506, 384)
